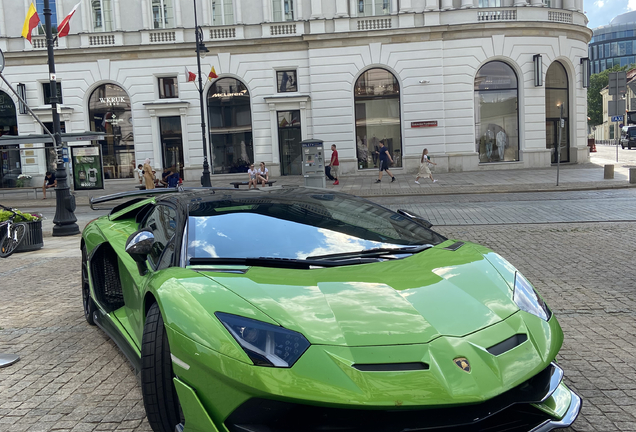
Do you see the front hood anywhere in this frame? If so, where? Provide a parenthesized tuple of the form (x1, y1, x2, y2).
(199, 242, 519, 346)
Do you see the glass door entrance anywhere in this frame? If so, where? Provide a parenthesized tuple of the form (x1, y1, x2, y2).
(159, 116, 184, 176)
(278, 111, 302, 175)
(546, 119, 569, 163)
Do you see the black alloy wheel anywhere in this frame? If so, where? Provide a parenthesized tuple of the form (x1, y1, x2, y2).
(142, 302, 184, 432)
(81, 244, 97, 325)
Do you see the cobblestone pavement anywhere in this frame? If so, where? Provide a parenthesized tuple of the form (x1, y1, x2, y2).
(1, 218, 635, 431)
(379, 189, 636, 225)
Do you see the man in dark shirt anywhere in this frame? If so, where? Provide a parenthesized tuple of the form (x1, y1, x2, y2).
(375, 141, 396, 183)
(42, 171, 56, 200)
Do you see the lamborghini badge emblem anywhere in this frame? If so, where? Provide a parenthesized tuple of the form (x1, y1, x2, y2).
(454, 357, 471, 372)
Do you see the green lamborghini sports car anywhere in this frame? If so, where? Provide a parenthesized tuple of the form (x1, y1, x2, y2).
(82, 187, 581, 432)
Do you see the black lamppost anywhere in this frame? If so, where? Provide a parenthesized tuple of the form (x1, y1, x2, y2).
(44, 0, 79, 236)
(194, 2, 212, 187)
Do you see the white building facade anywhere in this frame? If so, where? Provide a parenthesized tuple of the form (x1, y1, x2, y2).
(0, 0, 591, 186)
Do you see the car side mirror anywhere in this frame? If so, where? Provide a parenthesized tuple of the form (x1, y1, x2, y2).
(126, 229, 155, 275)
(397, 209, 433, 229)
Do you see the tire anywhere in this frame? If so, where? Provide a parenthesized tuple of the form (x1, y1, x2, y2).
(142, 302, 183, 432)
(0, 223, 26, 258)
(81, 245, 97, 325)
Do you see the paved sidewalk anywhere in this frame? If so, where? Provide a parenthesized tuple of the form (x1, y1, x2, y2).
(1, 156, 634, 209)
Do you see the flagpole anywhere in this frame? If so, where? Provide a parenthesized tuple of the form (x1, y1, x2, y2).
(44, 0, 79, 236)
(194, 0, 212, 186)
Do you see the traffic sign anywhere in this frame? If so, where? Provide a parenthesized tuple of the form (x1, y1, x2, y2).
(612, 115, 624, 122)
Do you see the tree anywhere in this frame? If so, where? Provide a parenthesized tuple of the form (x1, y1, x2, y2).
(588, 64, 633, 126)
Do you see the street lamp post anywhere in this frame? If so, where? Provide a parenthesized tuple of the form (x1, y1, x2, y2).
(194, 2, 212, 187)
(44, 0, 79, 236)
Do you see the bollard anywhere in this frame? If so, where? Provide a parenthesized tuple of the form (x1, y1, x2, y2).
(604, 164, 615, 179)
(630, 167, 636, 184)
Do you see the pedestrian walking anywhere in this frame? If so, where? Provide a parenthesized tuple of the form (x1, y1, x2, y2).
(142, 158, 155, 190)
(330, 144, 340, 185)
(415, 148, 437, 184)
(374, 140, 396, 183)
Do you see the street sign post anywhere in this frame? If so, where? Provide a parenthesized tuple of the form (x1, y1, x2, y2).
(608, 72, 627, 163)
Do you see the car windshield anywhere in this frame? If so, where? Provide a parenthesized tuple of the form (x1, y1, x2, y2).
(186, 191, 445, 261)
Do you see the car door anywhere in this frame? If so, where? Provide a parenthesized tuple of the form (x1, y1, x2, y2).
(125, 203, 179, 345)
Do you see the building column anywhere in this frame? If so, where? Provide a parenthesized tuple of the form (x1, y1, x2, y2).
(425, 0, 439, 11)
(461, 0, 474, 8)
(81, 0, 89, 32)
(179, 108, 190, 166)
(141, 0, 150, 29)
(513, 0, 527, 6)
(114, 0, 122, 30)
(562, 0, 575, 9)
(391, 0, 398, 13)
(262, 0, 271, 21)
(235, 0, 243, 23)
(296, 0, 303, 20)
(530, 0, 543, 6)
(441, 0, 453, 10)
(400, 0, 413, 12)
(337, 0, 350, 17)
(202, 0, 210, 25)
(174, 0, 183, 27)
(310, 0, 323, 18)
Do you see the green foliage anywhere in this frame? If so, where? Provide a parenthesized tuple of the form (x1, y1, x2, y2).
(0, 209, 42, 223)
(588, 64, 635, 126)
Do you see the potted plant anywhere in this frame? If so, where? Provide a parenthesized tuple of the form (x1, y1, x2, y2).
(0, 208, 44, 252)
(16, 174, 32, 188)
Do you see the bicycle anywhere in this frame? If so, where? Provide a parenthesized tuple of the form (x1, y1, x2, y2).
(0, 204, 27, 258)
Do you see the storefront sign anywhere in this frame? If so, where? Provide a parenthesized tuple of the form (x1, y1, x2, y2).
(411, 121, 438, 128)
(209, 89, 248, 98)
(98, 96, 127, 106)
(71, 146, 104, 190)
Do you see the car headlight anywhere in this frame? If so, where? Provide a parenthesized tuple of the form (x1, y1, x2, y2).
(513, 272, 552, 321)
(215, 312, 310, 368)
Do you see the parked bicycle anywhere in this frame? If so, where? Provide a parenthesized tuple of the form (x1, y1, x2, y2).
(0, 204, 27, 258)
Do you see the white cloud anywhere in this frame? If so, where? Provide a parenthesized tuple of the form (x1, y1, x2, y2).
(595, 0, 604, 7)
(629, 0, 636, 10)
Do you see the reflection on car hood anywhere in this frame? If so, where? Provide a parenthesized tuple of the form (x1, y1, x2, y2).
(198, 242, 519, 346)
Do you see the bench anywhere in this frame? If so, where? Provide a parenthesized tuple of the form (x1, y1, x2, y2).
(0, 186, 47, 200)
(230, 181, 276, 189)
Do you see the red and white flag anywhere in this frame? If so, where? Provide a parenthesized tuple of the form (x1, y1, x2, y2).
(57, 2, 81, 38)
(185, 67, 196, 82)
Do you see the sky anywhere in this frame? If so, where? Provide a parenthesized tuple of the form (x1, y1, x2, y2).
(585, 0, 636, 29)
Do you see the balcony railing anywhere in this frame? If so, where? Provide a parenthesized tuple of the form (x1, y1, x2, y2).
(478, 9, 517, 21)
(548, 11, 573, 23)
(89, 34, 116, 46)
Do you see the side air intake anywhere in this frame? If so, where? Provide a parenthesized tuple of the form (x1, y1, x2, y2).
(487, 334, 528, 356)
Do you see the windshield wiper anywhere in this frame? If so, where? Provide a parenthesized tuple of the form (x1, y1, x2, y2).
(189, 256, 382, 269)
(307, 244, 433, 261)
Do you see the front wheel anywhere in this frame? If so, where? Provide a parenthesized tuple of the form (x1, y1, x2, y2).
(142, 302, 183, 432)
(0, 223, 26, 258)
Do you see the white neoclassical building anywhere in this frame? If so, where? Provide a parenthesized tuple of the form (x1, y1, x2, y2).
(0, 0, 591, 186)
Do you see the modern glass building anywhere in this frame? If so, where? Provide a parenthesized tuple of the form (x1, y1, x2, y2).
(590, 11, 636, 75)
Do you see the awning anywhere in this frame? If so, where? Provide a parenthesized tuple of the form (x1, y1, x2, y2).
(0, 132, 106, 147)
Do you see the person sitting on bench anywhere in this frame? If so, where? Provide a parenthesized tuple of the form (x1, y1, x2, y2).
(247, 163, 258, 189)
(42, 171, 57, 200)
(257, 162, 269, 188)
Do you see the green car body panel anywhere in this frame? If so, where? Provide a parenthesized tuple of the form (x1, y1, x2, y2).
(81, 192, 578, 432)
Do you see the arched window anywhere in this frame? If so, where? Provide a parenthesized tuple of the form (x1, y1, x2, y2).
(545, 62, 569, 163)
(354, 68, 402, 170)
(474, 61, 519, 163)
(88, 84, 135, 179)
(207, 78, 253, 174)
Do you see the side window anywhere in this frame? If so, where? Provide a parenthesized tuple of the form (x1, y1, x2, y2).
(143, 205, 178, 269)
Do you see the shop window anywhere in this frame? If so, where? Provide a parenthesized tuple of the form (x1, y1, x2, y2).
(354, 68, 402, 170)
(207, 78, 254, 174)
(277, 71, 297, 93)
(0, 90, 19, 189)
(158, 77, 178, 99)
(92, 0, 113, 32)
(358, 0, 390, 16)
(545, 61, 569, 164)
(43, 82, 63, 105)
(474, 61, 519, 163)
(272, 0, 294, 21)
(88, 84, 135, 179)
(152, 0, 174, 29)
(211, 0, 234, 25)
